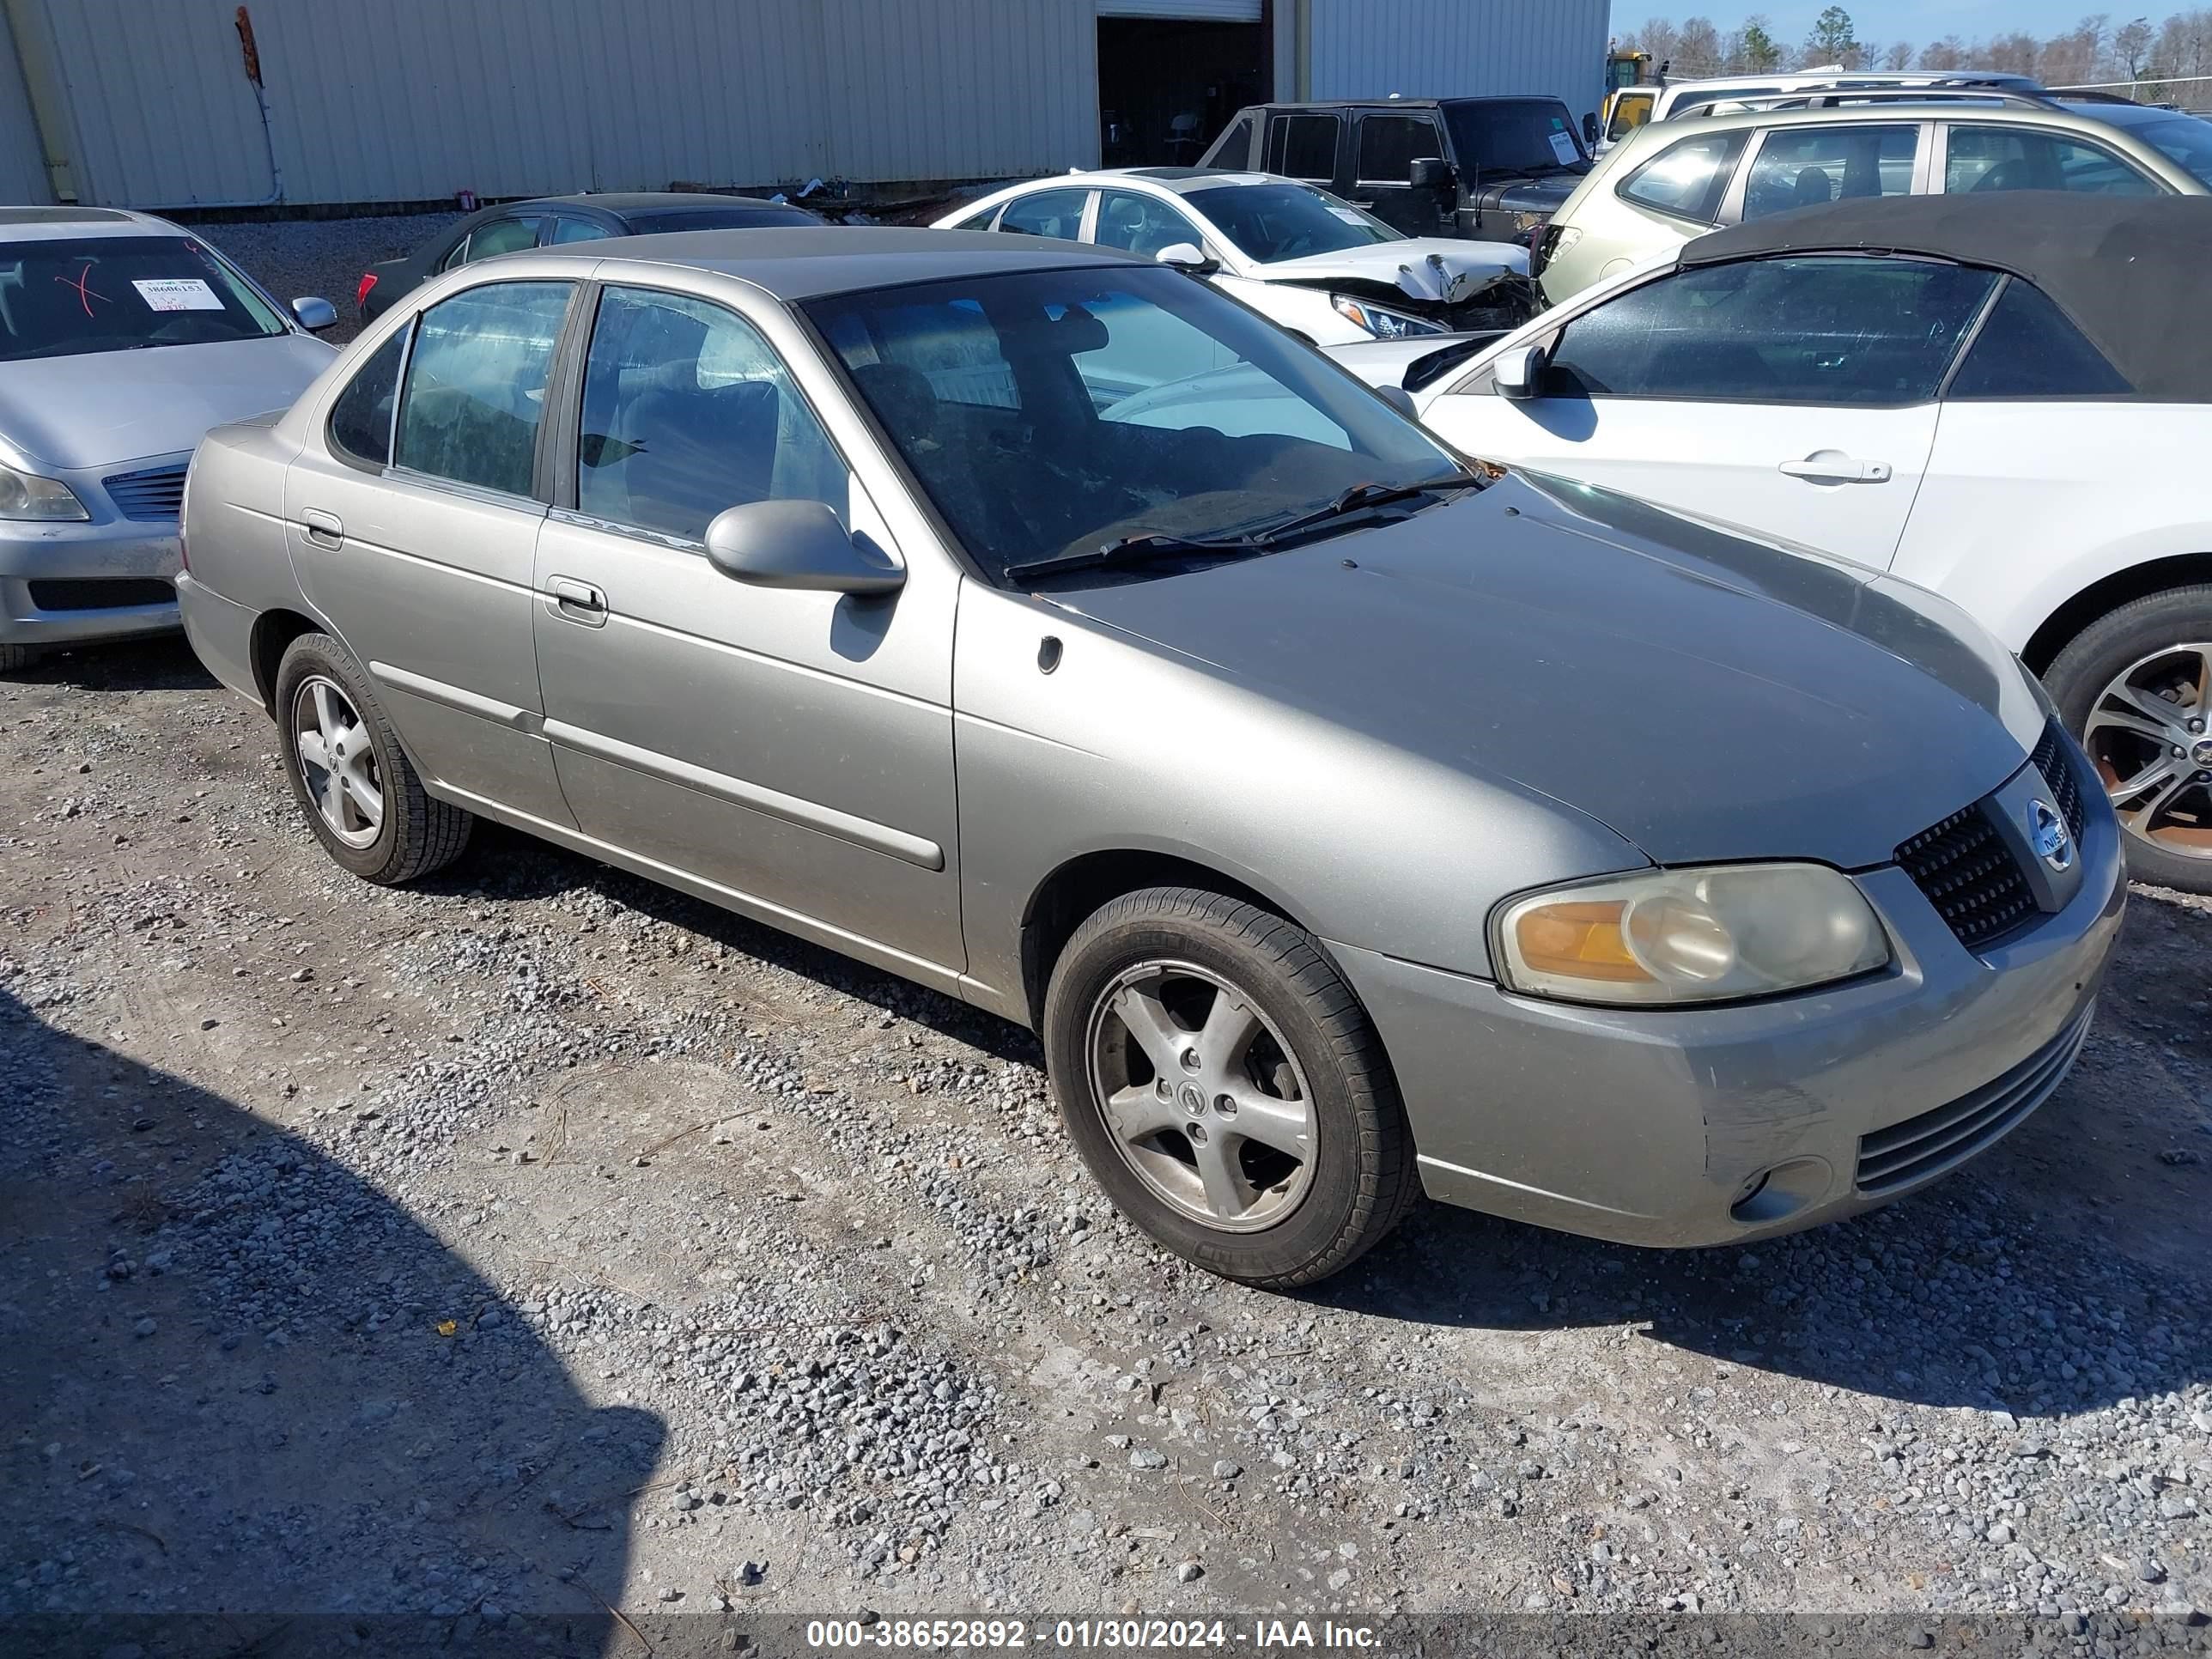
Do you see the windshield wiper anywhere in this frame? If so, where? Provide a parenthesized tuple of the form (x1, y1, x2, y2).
(1004, 532, 1261, 585)
(1243, 471, 1488, 547)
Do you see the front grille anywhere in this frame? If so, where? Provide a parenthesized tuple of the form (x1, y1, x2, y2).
(2030, 720, 2086, 841)
(27, 578, 173, 611)
(101, 462, 188, 522)
(1856, 1007, 2093, 1195)
(1894, 803, 2036, 949)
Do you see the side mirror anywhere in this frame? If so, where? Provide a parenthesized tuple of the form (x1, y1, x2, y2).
(1154, 241, 1216, 274)
(1493, 342, 1548, 401)
(1408, 157, 1455, 191)
(1375, 385, 1418, 420)
(290, 296, 338, 332)
(1583, 112, 1601, 148)
(703, 499, 905, 596)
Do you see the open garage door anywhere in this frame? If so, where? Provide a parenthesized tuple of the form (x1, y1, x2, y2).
(1097, 2, 1267, 167)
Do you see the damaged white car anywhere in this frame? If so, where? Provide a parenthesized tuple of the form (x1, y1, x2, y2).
(937, 167, 1531, 346)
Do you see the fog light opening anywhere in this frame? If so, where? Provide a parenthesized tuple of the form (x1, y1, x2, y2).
(1729, 1158, 1831, 1226)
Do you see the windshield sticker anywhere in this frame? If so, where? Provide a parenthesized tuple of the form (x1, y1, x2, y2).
(132, 277, 224, 312)
(1548, 130, 1580, 165)
(1325, 205, 1368, 224)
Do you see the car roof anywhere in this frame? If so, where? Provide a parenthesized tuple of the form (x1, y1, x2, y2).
(561, 224, 1146, 300)
(1686, 191, 2212, 403)
(1620, 94, 2126, 137)
(1658, 70, 2031, 93)
(512, 191, 800, 217)
(0, 206, 180, 241)
(1240, 96, 1539, 112)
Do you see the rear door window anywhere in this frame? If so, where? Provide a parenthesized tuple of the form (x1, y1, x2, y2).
(547, 216, 616, 245)
(441, 216, 539, 271)
(995, 188, 1091, 240)
(1618, 131, 1748, 223)
(1356, 114, 1444, 183)
(1268, 112, 1342, 183)
(1741, 125, 1919, 220)
(575, 286, 846, 541)
(393, 280, 573, 496)
(1545, 256, 1996, 404)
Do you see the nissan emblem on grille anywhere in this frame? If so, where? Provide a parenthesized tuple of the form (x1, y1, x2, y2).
(2028, 799, 2074, 872)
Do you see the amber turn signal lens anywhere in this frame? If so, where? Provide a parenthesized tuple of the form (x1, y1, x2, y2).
(1511, 900, 1655, 984)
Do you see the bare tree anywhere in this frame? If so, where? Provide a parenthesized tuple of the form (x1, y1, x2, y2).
(1918, 34, 1967, 70)
(1677, 15, 1726, 75)
(1881, 40, 1915, 69)
(2113, 15, 2155, 76)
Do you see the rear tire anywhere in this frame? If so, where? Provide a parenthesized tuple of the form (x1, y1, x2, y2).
(0, 643, 38, 674)
(273, 632, 471, 885)
(1042, 886, 1418, 1288)
(2045, 586, 2212, 896)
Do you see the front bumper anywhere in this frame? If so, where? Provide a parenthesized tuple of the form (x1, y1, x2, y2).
(1330, 757, 2127, 1249)
(0, 511, 182, 651)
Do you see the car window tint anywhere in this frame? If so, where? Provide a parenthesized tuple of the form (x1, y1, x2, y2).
(393, 280, 572, 495)
(327, 326, 408, 467)
(947, 205, 999, 230)
(1095, 190, 1205, 259)
(1618, 131, 1747, 223)
(1545, 256, 1996, 404)
(1357, 114, 1443, 182)
(548, 217, 615, 245)
(1944, 125, 2160, 195)
(996, 189, 1090, 240)
(1268, 113, 1341, 181)
(1211, 112, 1256, 167)
(1947, 277, 2134, 399)
(1741, 125, 1917, 221)
(447, 217, 538, 270)
(575, 286, 846, 542)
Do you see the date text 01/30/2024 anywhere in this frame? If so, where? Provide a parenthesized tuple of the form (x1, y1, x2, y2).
(804, 1620, 1382, 1650)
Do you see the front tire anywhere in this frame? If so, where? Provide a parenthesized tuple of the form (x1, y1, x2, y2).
(273, 632, 471, 884)
(1042, 887, 1417, 1288)
(2045, 586, 2212, 895)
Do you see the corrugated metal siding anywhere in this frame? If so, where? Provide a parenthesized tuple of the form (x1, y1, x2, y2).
(1097, 1, 1261, 20)
(0, 11, 51, 203)
(26, 0, 1097, 208)
(1306, 0, 1608, 113)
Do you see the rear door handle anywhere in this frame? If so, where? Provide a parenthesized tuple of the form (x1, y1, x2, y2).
(301, 508, 343, 547)
(545, 575, 608, 627)
(1778, 456, 1892, 484)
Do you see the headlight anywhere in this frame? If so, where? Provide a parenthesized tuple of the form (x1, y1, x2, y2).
(1331, 295, 1446, 340)
(1493, 863, 1890, 1006)
(0, 459, 88, 521)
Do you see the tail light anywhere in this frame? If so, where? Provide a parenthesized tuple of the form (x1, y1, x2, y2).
(355, 271, 377, 312)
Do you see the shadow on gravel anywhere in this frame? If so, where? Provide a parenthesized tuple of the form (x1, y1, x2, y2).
(11, 635, 218, 695)
(439, 822, 1043, 1066)
(0, 987, 662, 1645)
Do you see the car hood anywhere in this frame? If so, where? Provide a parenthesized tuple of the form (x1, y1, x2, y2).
(0, 334, 336, 470)
(1474, 173, 1585, 215)
(1050, 472, 2044, 871)
(1259, 238, 1528, 302)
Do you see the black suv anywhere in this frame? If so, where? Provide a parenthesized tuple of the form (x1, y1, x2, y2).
(1198, 97, 1595, 243)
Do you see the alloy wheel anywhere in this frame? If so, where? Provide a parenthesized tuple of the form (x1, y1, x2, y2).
(2082, 641, 2212, 862)
(291, 675, 386, 849)
(1083, 959, 1316, 1233)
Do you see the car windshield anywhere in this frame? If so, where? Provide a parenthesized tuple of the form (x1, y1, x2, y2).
(1182, 182, 1399, 262)
(1445, 99, 1592, 177)
(807, 264, 1462, 586)
(0, 234, 288, 362)
(2130, 114, 2212, 188)
(629, 206, 823, 233)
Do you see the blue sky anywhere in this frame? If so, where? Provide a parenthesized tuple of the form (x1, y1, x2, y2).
(1616, 1, 2109, 50)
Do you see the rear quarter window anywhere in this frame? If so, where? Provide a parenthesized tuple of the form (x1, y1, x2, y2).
(1619, 131, 1748, 223)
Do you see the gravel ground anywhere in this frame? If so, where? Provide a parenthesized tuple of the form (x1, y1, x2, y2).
(2, 217, 2211, 1643)
(198, 213, 463, 343)
(3, 638, 2210, 1640)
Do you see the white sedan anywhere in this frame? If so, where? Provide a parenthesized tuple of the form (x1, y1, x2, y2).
(936, 167, 1528, 348)
(1413, 191, 2212, 894)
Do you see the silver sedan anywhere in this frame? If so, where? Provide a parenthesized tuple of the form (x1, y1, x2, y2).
(177, 228, 2124, 1287)
(0, 208, 336, 672)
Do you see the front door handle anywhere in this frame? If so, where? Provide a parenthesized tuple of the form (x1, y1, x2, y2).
(301, 508, 343, 547)
(545, 575, 608, 627)
(1778, 456, 1893, 484)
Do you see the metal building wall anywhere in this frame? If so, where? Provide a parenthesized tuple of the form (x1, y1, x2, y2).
(20, 0, 1097, 209)
(1304, 0, 1608, 115)
(0, 8, 52, 203)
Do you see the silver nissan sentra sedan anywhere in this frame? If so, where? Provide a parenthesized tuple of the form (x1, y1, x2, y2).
(177, 227, 2124, 1288)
